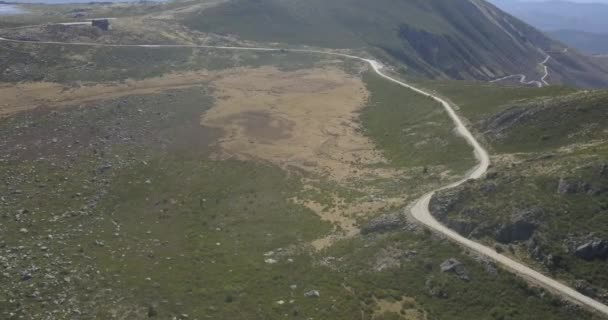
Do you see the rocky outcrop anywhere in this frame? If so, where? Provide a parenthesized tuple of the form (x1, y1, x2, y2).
(440, 258, 470, 281)
(479, 105, 546, 141)
(557, 177, 593, 195)
(361, 211, 407, 235)
(557, 177, 579, 194)
(495, 208, 539, 243)
(429, 188, 485, 237)
(429, 187, 462, 221)
(495, 220, 537, 243)
(575, 240, 608, 260)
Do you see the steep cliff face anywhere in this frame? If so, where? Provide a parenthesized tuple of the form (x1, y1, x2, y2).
(183, 0, 608, 87)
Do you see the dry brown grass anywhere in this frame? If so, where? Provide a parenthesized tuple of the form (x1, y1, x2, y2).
(200, 66, 409, 249)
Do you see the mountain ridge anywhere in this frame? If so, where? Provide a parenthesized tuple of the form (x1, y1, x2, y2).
(182, 0, 608, 88)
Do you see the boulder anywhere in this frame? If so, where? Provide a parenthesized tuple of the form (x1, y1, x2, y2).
(440, 258, 470, 281)
(495, 220, 537, 243)
(304, 290, 320, 298)
(557, 177, 578, 194)
(575, 240, 608, 260)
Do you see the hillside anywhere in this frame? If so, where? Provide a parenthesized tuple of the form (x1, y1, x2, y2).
(182, 0, 608, 87)
(2, 0, 608, 319)
(427, 85, 608, 305)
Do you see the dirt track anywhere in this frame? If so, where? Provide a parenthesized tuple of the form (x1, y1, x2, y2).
(1, 36, 608, 316)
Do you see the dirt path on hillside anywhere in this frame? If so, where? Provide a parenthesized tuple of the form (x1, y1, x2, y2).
(2, 36, 608, 315)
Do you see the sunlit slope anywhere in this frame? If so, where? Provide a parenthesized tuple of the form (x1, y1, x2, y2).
(183, 0, 608, 87)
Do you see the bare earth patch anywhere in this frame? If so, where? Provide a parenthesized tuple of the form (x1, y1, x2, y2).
(201, 66, 408, 249)
(373, 296, 427, 320)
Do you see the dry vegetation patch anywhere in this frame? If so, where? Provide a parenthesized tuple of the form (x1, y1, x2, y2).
(0, 71, 219, 117)
(203, 66, 403, 185)
(202, 66, 409, 247)
(1, 65, 410, 249)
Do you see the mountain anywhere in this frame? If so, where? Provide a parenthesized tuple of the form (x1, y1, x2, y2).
(182, 0, 608, 88)
(549, 29, 608, 55)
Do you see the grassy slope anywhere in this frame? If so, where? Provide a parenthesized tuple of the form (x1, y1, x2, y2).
(0, 42, 323, 83)
(183, 0, 547, 78)
(362, 72, 475, 174)
(0, 47, 598, 318)
(181, 0, 608, 87)
(417, 80, 577, 123)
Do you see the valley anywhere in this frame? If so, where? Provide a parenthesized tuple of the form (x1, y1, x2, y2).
(1, 0, 608, 319)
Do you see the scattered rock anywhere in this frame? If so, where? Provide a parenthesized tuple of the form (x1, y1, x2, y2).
(20, 271, 32, 281)
(304, 290, 320, 298)
(264, 258, 278, 264)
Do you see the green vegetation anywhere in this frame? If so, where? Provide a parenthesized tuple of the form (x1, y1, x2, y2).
(418, 80, 577, 122)
(323, 231, 599, 320)
(0, 43, 322, 83)
(428, 83, 608, 305)
(361, 72, 475, 175)
(481, 91, 608, 153)
(423, 81, 608, 152)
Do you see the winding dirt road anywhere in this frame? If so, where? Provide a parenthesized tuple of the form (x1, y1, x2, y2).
(1, 36, 607, 316)
(490, 54, 551, 87)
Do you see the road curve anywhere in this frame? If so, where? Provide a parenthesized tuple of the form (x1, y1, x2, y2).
(1, 36, 607, 316)
(490, 55, 551, 87)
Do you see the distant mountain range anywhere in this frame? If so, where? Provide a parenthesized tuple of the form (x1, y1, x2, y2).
(548, 29, 608, 55)
(489, 0, 608, 54)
